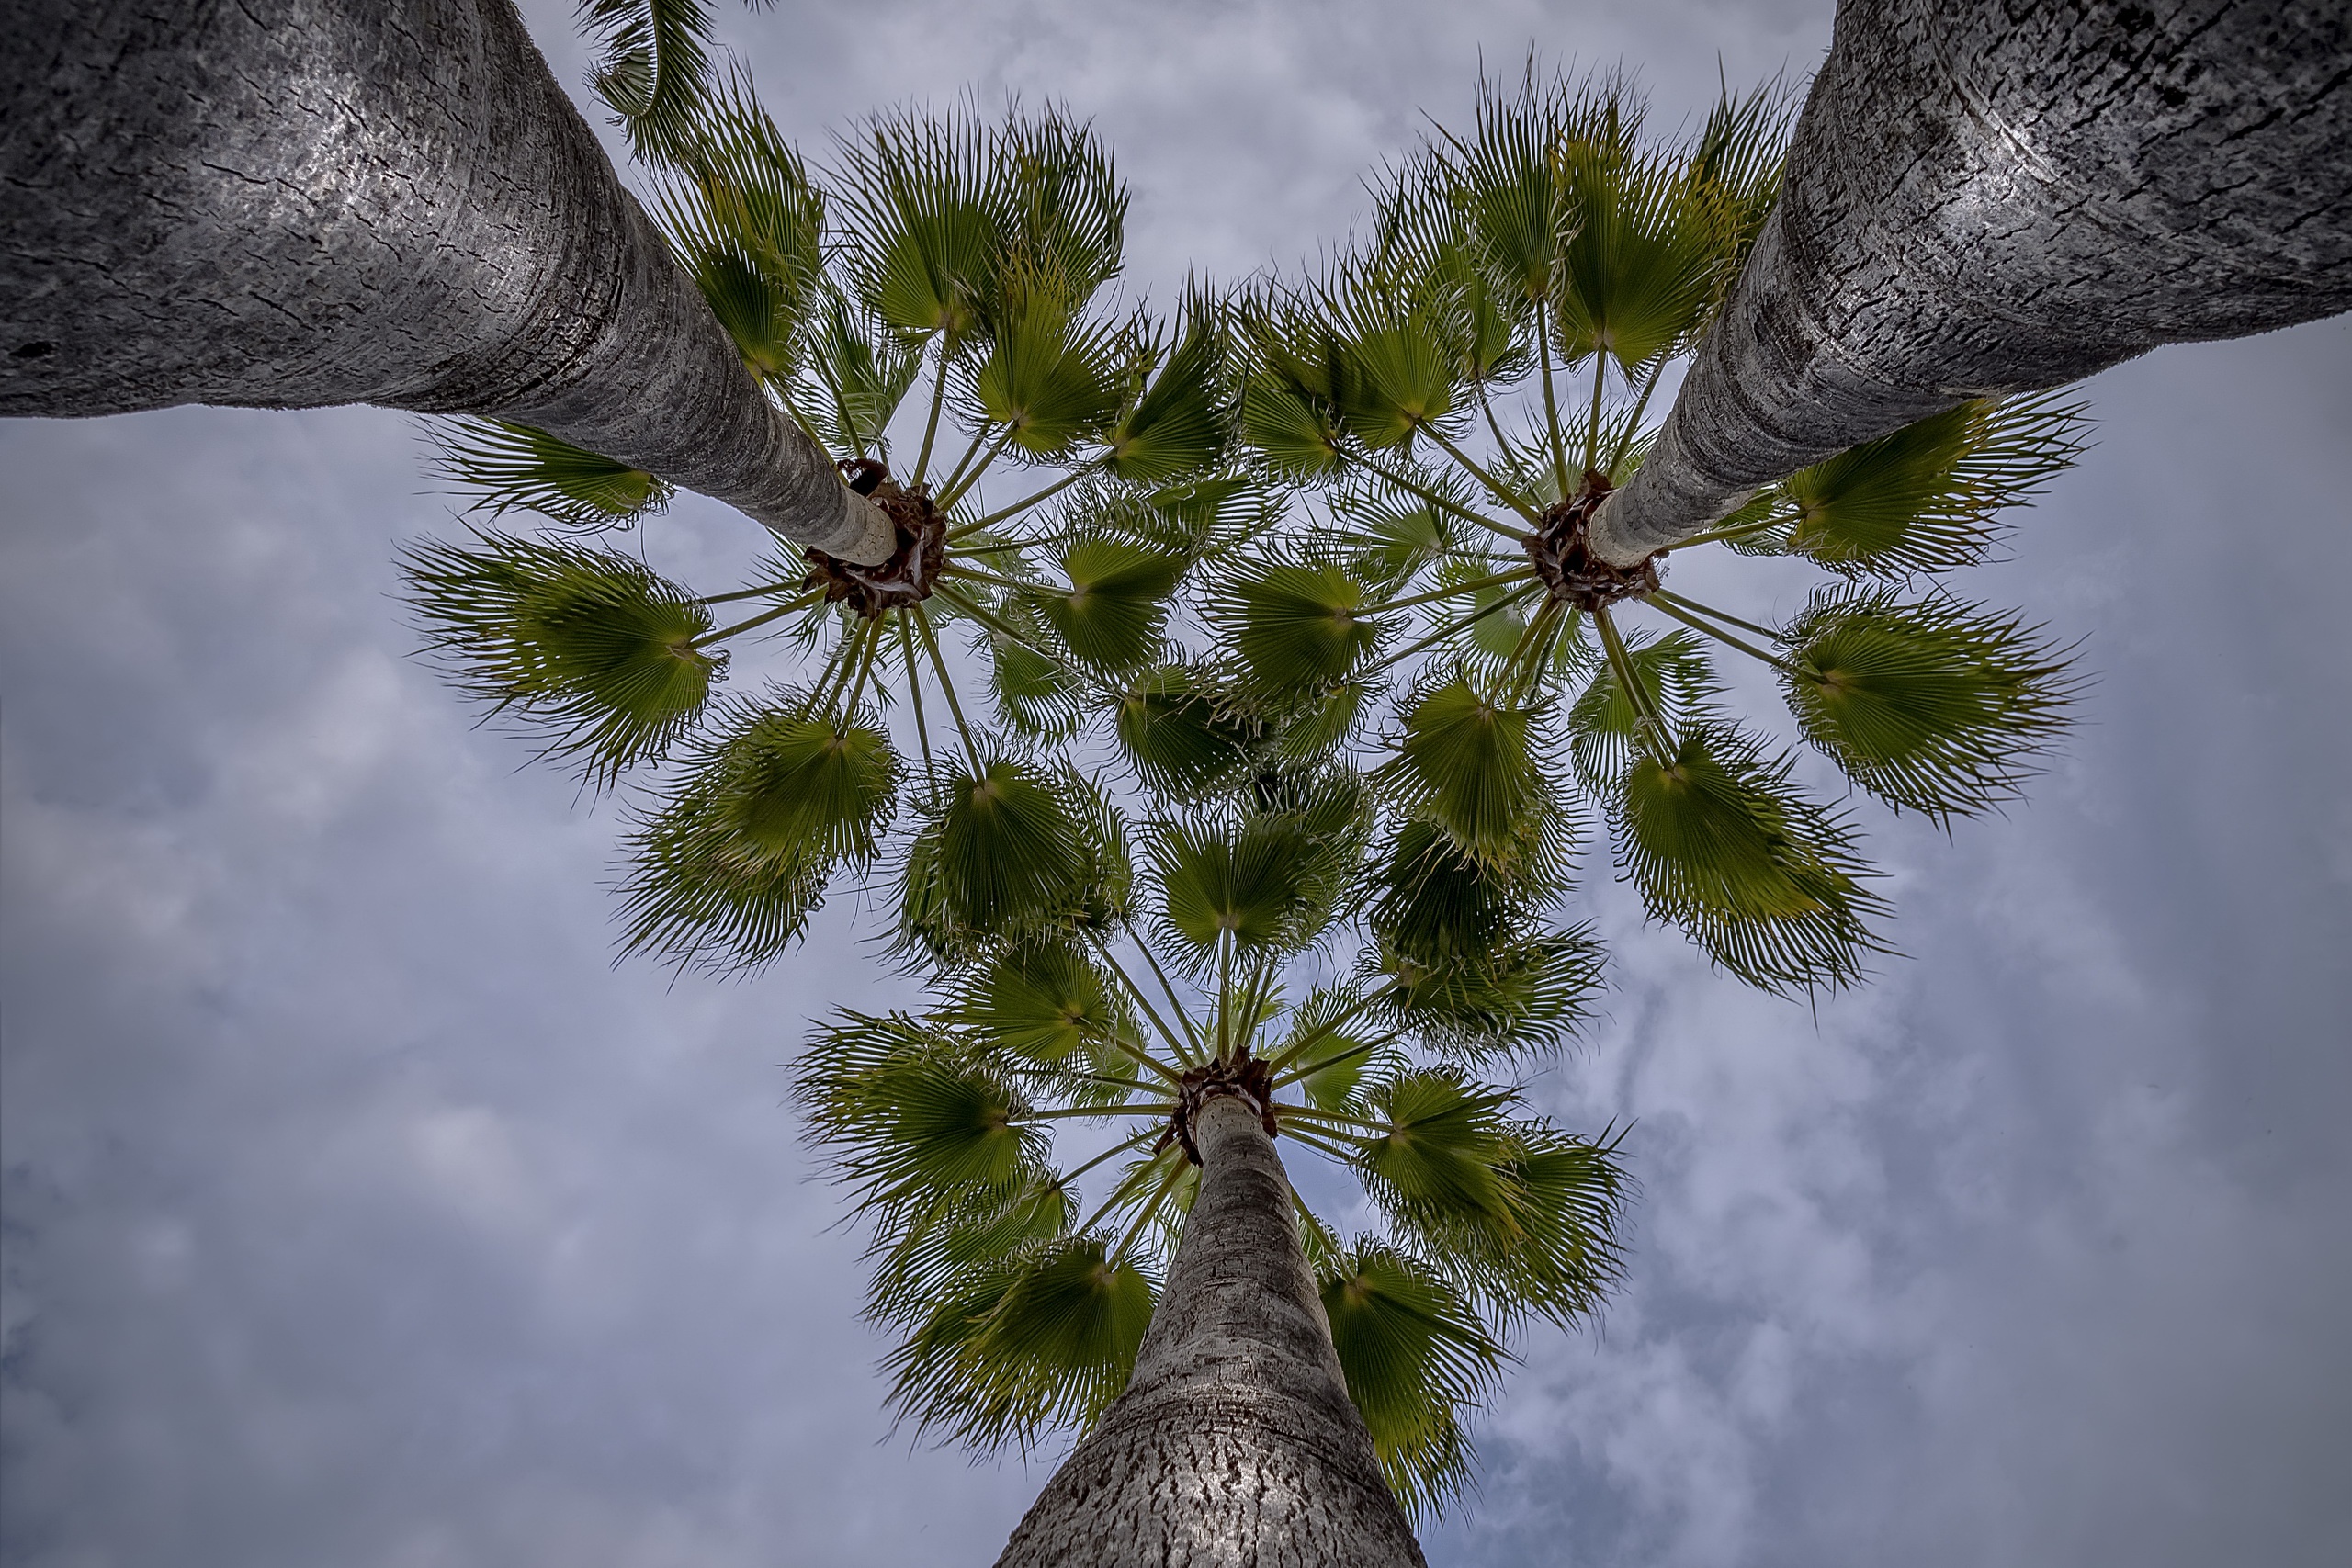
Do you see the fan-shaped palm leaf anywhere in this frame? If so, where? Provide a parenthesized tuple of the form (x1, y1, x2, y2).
(899, 759, 1131, 964)
(1320, 1240, 1509, 1522)
(883, 1235, 1156, 1450)
(1612, 725, 1890, 992)
(399, 532, 717, 784)
(1376, 678, 1564, 872)
(424, 419, 673, 531)
(1204, 558, 1385, 697)
(615, 697, 899, 970)
(1780, 586, 2082, 820)
(1769, 394, 2089, 576)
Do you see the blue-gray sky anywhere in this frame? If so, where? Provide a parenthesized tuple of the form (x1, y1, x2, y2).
(5, 2, 2350, 1564)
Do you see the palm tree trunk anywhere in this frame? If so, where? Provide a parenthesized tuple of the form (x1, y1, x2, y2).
(1590, 0, 2352, 565)
(993, 1095, 1425, 1568)
(0, 0, 894, 563)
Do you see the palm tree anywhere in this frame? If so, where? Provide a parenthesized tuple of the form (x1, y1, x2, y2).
(790, 756, 1625, 1556)
(1224, 69, 2088, 995)
(1591, 0, 2352, 561)
(401, 84, 1237, 969)
(0, 0, 891, 560)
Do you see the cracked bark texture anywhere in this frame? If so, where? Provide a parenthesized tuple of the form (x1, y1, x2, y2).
(0, 0, 893, 562)
(993, 1096, 1425, 1568)
(1591, 0, 2352, 564)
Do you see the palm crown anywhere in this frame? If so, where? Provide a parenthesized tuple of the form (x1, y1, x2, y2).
(403, 76, 1242, 972)
(1219, 70, 2087, 993)
(797, 750, 1625, 1517)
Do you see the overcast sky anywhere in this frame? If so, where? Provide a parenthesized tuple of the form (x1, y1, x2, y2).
(5, 2, 2350, 1565)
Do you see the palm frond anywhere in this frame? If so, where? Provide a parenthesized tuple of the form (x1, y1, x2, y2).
(1202, 558, 1384, 698)
(1780, 585, 2083, 820)
(1370, 927, 1604, 1065)
(615, 696, 899, 971)
(1355, 1073, 1629, 1325)
(1033, 536, 1192, 675)
(1611, 724, 1891, 992)
(578, 0, 718, 164)
(424, 419, 673, 531)
(882, 1234, 1156, 1450)
(1375, 678, 1566, 874)
(1565, 626, 1723, 793)
(650, 66, 825, 383)
(398, 531, 716, 784)
(898, 759, 1132, 966)
(1113, 665, 1262, 797)
(1102, 293, 1233, 483)
(1769, 395, 2090, 577)
(1320, 1240, 1509, 1522)
(957, 939, 1136, 1069)
(794, 1010, 1044, 1212)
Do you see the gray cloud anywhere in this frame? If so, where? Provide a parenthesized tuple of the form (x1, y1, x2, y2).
(6, 3, 2349, 1566)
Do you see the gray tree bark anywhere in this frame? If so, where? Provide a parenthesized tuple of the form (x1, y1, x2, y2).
(0, 0, 894, 562)
(993, 1094, 1426, 1568)
(1590, 0, 2352, 566)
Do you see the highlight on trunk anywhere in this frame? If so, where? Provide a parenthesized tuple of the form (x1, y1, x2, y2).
(400, 73, 1244, 970)
(792, 755, 1625, 1520)
(1226, 62, 2090, 995)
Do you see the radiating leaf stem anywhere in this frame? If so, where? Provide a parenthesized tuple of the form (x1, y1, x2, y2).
(1534, 305, 1575, 502)
(1085, 931, 1203, 1071)
(1356, 457, 1526, 544)
(910, 333, 955, 488)
(949, 465, 1094, 540)
(1426, 427, 1546, 528)
(1261, 987, 1383, 1073)
(692, 591, 821, 649)
(937, 423, 1020, 511)
(1644, 591, 1798, 676)
(1382, 569, 1530, 613)
(1107, 1155, 1190, 1262)
(1364, 581, 1546, 677)
(1592, 604, 1670, 759)
(909, 602, 984, 771)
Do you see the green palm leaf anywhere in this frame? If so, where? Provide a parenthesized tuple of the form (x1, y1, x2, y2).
(1770, 394, 2089, 576)
(966, 286, 1129, 458)
(1612, 725, 1891, 992)
(1320, 1240, 1508, 1522)
(882, 1235, 1156, 1450)
(615, 697, 899, 971)
(864, 1165, 1072, 1326)
(424, 418, 673, 531)
(958, 939, 1135, 1067)
(1781, 586, 2082, 820)
(1355, 1074, 1628, 1325)
(652, 68, 824, 383)
(1204, 558, 1384, 697)
(834, 107, 1011, 340)
(799, 289, 925, 459)
(579, 0, 719, 164)
(899, 760, 1131, 964)
(1034, 536, 1191, 674)
(1565, 626, 1723, 793)
(1113, 666, 1261, 796)
(1147, 810, 1336, 964)
(1102, 300, 1232, 482)
(1376, 678, 1566, 872)
(794, 1011, 1044, 1212)
(398, 532, 717, 784)
(1375, 931, 1603, 1063)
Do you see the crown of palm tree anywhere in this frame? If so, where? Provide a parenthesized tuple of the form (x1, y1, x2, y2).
(792, 757, 1625, 1519)
(1218, 64, 2089, 994)
(402, 75, 1245, 971)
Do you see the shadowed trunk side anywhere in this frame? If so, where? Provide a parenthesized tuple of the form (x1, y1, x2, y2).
(0, 0, 893, 561)
(993, 1095, 1425, 1568)
(1591, 0, 2352, 564)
